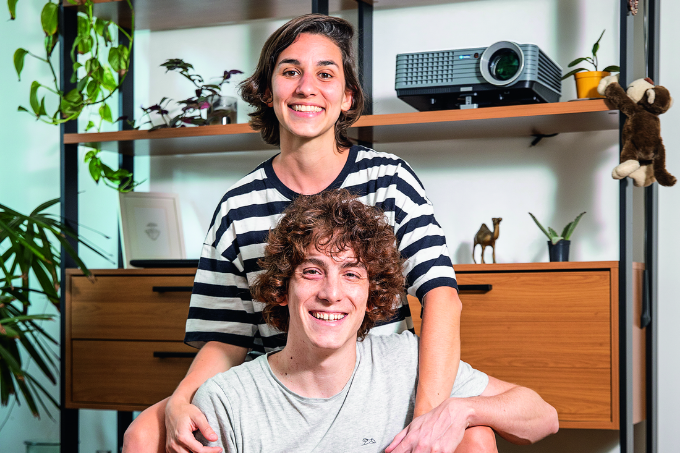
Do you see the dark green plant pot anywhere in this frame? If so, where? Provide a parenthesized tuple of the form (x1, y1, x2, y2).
(548, 240, 570, 262)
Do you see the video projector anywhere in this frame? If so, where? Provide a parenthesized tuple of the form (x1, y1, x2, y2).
(395, 41, 562, 110)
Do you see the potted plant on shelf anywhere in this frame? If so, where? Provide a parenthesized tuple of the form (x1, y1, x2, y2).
(139, 59, 243, 130)
(562, 30, 620, 99)
(529, 212, 586, 262)
(0, 198, 110, 423)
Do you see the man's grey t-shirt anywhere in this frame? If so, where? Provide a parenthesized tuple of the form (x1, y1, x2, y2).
(193, 332, 488, 453)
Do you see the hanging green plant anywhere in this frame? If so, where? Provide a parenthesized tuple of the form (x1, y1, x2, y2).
(9, 0, 142, 192)
(0, 198, 112, 419)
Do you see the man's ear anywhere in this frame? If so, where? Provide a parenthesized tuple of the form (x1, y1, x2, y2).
(278, 295, 288, 307)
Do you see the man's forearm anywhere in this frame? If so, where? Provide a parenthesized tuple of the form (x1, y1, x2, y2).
(415, 286, 462, 417)
(171, 341, 248, 404)
(464, 380, 559, 445)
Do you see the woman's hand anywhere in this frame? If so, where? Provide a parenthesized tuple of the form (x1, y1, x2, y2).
(385, 398, 473, 453)
(165, 396, 222, 453)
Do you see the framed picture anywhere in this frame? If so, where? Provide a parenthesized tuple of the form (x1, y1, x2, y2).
(119, 192, 185, 268)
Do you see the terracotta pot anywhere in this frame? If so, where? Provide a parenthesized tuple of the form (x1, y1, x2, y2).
(574, 71, 611, 99)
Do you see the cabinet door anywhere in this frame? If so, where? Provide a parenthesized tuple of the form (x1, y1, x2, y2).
(457, 270, 615, 428)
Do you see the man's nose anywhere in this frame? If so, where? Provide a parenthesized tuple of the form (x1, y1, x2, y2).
(318, 273, 343, 303)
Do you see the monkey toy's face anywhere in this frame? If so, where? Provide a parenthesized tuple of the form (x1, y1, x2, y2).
(626, 78, 673, 115)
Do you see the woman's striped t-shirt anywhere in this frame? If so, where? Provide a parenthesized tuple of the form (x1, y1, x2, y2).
(185, 145, 457, 353)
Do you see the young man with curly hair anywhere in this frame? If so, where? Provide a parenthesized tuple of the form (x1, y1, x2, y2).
(192, 190, 559, 453)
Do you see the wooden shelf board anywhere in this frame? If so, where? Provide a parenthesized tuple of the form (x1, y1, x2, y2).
(63, 100, 618, 156)
(77, 0, 470, 31)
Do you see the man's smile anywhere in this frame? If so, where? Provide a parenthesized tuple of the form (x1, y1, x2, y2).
(310, 311, 347, 321)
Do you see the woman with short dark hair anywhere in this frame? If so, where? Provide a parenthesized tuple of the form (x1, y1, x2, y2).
(124, 14, 465, 453)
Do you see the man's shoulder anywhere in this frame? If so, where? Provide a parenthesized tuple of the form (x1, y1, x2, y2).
(358, 331, 419, 364)
(201, 355, 271, 399)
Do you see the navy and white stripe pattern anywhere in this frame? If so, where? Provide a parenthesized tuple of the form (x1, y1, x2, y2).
(185, 145, 457, 353)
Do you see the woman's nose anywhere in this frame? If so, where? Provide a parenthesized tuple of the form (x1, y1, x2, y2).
(295, 71, 317, 96)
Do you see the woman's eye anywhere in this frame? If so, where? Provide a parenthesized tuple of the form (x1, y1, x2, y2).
(283, 69, 299, 77)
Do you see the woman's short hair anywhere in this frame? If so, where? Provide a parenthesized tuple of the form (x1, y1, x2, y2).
(251, 189, 405, 340)
(239, 14, 365, 150)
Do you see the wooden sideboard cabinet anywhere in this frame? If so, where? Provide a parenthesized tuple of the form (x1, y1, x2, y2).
(65, 268, 198, 411)
(409, 261, 645, 430)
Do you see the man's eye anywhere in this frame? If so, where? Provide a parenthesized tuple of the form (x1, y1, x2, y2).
(319, 72, 332, 79)
(302, 268, 322, 276)
(344, 271, 364, 280)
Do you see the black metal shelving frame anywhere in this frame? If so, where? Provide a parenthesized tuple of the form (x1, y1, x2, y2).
(58, 0, 658, 452)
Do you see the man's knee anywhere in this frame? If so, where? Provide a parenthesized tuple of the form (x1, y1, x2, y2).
(122, 398, 168, 453)
(455, 426, 498, 453)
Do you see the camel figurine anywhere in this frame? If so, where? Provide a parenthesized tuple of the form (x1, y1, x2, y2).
(473, 218, 502, 264)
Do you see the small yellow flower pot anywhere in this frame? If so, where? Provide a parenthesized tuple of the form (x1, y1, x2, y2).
(574, 71, 611, 99)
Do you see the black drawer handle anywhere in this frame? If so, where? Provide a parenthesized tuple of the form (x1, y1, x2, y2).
(458, 284, 493, 293)
(152, 286, 194, 293)
(153, 351, 197, 359)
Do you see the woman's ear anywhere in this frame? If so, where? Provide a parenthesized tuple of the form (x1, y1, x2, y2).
(341, 88, 353, 112)
(264, 88, 273, 107)
(278, 295, 288, 307)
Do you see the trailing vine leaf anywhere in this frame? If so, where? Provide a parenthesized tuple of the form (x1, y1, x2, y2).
(8, 0, 18, 20)
(40, 2, 58, 36)
(13, 48, 28, 80)
(99, 103, 112, 123)
(29, 81, 41, 116)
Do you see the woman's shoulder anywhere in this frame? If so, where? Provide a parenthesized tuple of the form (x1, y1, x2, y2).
(352, 144, 407, 166)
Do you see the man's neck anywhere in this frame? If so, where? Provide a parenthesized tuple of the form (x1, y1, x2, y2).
(268, 338, 358, 399)
(273, 134, 350, 195)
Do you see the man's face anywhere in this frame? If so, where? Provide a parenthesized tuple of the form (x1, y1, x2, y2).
(282, 243, 369, 352)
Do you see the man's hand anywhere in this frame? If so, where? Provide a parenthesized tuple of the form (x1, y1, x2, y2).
(165, 397, 222, 453)
(385, 397, 473, 453)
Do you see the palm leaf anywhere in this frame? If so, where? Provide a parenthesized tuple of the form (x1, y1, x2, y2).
(0, 198, 112, 418)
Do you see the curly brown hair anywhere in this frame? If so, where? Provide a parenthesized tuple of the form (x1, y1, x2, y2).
(238, 14, 365, 150)
(251, 189, 405, 340)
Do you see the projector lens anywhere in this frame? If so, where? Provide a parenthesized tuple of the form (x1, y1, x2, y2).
(489, 49, 520, 81)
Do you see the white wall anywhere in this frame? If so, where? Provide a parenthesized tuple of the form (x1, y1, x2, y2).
(657, 0, 680, 452)
(2, 0, 678, 451)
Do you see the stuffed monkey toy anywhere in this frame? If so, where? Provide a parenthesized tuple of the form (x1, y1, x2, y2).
(597, 74, 676, 187)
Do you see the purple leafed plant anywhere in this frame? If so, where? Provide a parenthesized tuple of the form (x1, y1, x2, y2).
(140, 59, 243, 130)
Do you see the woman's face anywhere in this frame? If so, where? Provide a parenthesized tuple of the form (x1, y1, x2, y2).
(270, 33, 353, 147)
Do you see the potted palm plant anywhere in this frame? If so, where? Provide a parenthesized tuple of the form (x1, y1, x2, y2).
(529, 212, 586, 262)
(0, 198, 109, 421)
(562, 30, 620, 99)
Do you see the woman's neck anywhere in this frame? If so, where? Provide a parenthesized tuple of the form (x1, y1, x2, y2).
(273, 134, 350, 195)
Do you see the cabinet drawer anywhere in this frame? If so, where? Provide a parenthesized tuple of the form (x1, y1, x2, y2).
(69, 340, 196, 410)
(70, 276, 194, 340)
